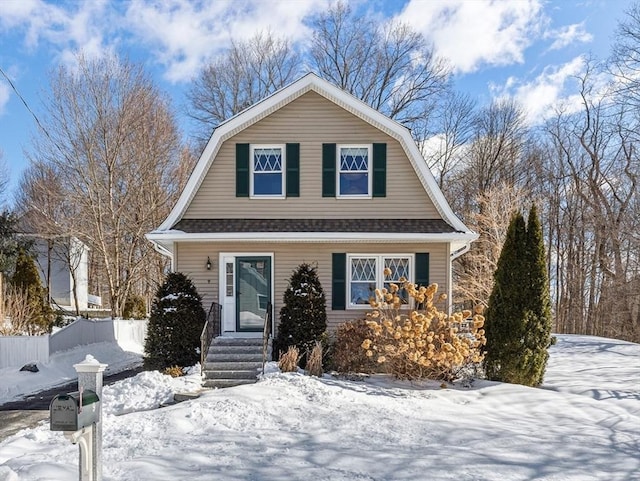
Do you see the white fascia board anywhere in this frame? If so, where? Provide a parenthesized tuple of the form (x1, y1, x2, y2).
(157, 72, 474, 235)
(146, 230, 478, 244)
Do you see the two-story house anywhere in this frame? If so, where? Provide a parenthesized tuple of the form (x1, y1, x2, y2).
(147, 73, 477, 387)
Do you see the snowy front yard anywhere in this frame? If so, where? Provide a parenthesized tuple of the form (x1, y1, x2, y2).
(0, 334, 638, 480)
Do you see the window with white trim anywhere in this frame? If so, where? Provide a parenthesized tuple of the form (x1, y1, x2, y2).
(251, 145, 285, 197)
(338, 145, 371, 197)
(348, 254, 412, 307)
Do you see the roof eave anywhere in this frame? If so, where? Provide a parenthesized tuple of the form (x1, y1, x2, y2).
(146, 231, 478, 244)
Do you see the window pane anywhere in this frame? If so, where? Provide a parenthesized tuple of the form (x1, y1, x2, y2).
(351, 282, 375, 305)
(226, 262, 234, 297)
(340, 172, 368, 195)
(254, 148, 282, 172)
(351, 258, 376, 281)
(384, 258, 410, 281)
(340, 148, 368, 171)
(254, 172, 282, 195)
(384, 257, 410, 303)
(350, 257, 376, 305)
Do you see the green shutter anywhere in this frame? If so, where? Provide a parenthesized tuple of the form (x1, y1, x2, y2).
(322, 143, 336, 197)
(372, 143, 386, 197)
(286, 143, 300, 197)
(415, 253, 430, 287)
(332, 253, 346, 310)
(236, 143, 250, 197)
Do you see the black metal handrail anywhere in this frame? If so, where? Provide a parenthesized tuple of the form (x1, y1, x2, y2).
(262, 301, 273, 374)
(201, 301, 222, 367)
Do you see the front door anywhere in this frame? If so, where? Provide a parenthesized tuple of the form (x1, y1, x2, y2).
(220, 254, 272, 335)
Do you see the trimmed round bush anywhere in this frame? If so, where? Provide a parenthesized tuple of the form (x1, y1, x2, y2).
(144, 272, 206, 370)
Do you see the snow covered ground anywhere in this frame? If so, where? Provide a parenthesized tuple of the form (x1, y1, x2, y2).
(0, 334, 638, 481)
(0, 341, 143, 405)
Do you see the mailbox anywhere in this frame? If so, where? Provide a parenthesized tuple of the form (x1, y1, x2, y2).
(50, 390, 100, 432)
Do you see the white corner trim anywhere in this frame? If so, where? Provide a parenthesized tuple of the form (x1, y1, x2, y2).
(157, 73, 473, 234)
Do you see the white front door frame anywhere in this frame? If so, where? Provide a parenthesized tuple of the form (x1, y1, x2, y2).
(219, 252, 274, 338)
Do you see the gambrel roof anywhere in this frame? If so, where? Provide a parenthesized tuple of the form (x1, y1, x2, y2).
(148, 73, 476, 253)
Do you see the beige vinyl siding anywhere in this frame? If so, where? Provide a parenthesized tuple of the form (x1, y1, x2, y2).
(184, 91, 440, 219)
(175, 241, 449, 333)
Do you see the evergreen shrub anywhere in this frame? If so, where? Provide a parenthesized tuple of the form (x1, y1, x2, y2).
(144, 272, 206, 371)
(483, 206, 553, 387)
(123, 294, 147, 319)
(10, 248, 53, 333)
(275, 263, 327, 367)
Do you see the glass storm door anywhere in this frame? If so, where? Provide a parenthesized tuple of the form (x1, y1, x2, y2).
(236, 256, 271, 332)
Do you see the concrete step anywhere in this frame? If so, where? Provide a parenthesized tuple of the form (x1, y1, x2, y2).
(203, 378, 258, 388)
(203, 361, 263, 371)
(210, 345, 265, 354)
(206, 352, 263, 363)
(204, 369, 259, 380)
(211, 337, 265, 346)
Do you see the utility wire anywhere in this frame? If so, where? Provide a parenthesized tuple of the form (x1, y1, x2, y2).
(0, 65, 67, 160)
(0, 65, 56, 146)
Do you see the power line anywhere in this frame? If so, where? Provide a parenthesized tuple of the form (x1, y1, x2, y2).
(0, 66, 44, 132)
(0, 65, 65, 160)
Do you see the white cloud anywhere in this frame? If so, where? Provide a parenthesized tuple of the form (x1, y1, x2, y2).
(125, 0, 330, 83)
(489, 56, 588, 124)
(0, 0, 115, 67)
(547, 22, 593, 50)
(396, 0, 546, 73)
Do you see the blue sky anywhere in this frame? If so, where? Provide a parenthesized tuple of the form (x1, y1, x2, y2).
(0, 0, 632, 204)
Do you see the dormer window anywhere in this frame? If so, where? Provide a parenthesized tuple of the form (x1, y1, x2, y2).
(251, 145, 285, 198)
(338, 145, 372, 197)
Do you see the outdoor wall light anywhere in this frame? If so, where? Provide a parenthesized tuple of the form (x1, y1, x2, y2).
(206, 256, 212, 270)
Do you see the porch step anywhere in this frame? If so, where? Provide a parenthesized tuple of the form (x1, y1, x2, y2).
(203, 361, 263, 371)
(202, 337, 272, 389)
(206, 352, 263, 362)
(203, 379, 258, 388)
(204, 369, 261, 380)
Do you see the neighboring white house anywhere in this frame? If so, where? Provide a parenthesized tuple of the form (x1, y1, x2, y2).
(33, 236, 101, 312)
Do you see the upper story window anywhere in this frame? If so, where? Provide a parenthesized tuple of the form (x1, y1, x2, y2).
(251, 145, 285, 198)
(338, 145, 372, 198)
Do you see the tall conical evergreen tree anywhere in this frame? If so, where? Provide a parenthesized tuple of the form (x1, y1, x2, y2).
(484, 206, 553, 387)
(11, 248, 53, 333)
(144, 272, 206, 370)
(484, 211, 528, 383)
(275, 263, 327, 367)
(522, 204, 553, 386)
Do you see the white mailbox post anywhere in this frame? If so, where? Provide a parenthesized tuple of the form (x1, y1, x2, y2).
(50, 355, 107, 481)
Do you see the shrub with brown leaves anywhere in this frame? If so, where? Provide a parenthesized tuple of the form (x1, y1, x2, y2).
(364, 274, 486, 381)
(331, 319, 379, 374)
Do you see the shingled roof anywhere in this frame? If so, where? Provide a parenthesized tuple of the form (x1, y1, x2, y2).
(171, 218, 460, 234)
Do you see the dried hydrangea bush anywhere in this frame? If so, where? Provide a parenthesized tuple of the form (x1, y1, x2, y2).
(363, 270, 486, 381)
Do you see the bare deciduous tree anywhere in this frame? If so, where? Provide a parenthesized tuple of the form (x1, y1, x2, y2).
(186, 30, 301, 145)
(610, 2, 640, 108)
(309, 1, 450, 126)
(453, 184, 530, 306)
(544, 59, 639, 341)
(420, 92, 476, 189)
(1, 285, 41, 335)
(0, 151, 8, 201)
(24, 53, 187, 317)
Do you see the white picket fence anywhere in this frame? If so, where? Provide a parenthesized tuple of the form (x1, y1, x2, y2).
(0, 318, 148, 370)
